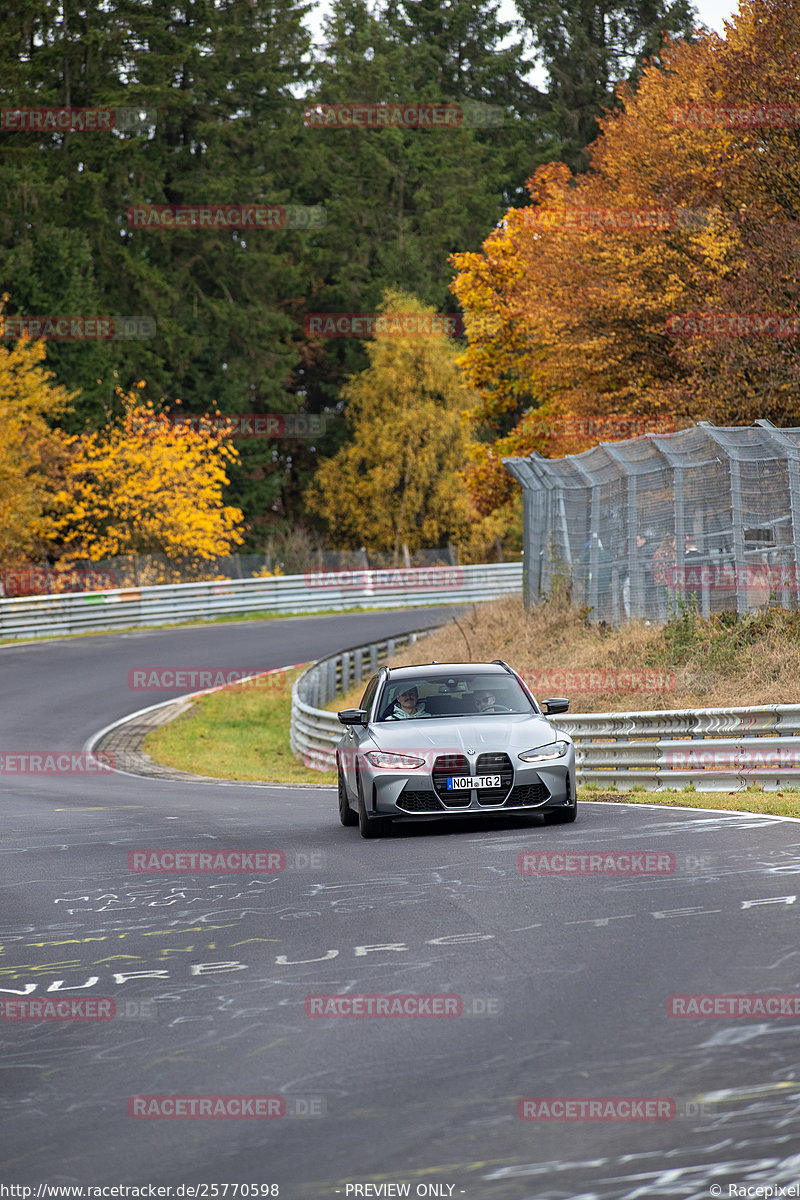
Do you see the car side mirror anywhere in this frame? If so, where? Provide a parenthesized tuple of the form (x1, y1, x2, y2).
(543, 697, 570, 715)
(338, 708, 369, 725)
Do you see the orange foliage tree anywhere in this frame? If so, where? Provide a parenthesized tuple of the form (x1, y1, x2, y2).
(452, 0, 800, 514)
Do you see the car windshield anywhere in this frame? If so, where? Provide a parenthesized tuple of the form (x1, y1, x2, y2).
(375, 674, 536, 720)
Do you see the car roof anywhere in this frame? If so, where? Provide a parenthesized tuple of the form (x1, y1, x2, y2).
(386, 662, 513, 680)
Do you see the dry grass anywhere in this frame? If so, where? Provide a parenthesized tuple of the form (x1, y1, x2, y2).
(331, 594, 800, 714)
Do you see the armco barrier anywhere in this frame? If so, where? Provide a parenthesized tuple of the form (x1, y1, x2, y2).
(0, 562, 522, 640)
(552, 704, 800, 791)
(290, 628, 437, 768)
(292, 641, 800, 791)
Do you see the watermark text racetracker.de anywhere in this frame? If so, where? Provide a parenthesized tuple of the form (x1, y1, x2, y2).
(523, 416, 684, 441)
(305, 993, 501, 1017)
(127, 667, 295, 692)
(668, 102, 800, 128)
(128, 1094, 324, 1118)
(1, 315, 155, 340)
(304, 566, 462, 590)
(127, 204, 325, 230)
(1, 105, 155, 132)
(304, 313, 484, 338)
(1, 996, 157, 1021)
(0, 566, 117, 596)
(304, 100, 503, 128)
(519, 669, 675, 693)
(666, 312, 800, 337)
(666, 747, 800, 770)
(668, 993, 800, 1017)
(518, 1097, 675, 1120)
(127, 848, 325, 873)
(666, 565, 800, 592)
(522, 206, 712, 233)
(518, 851, 676, 876)
(0, 752, 115, 775)
(134, 413, 325, 438)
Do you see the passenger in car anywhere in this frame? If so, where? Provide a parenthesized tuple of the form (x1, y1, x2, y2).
(389, 686, 430, 719)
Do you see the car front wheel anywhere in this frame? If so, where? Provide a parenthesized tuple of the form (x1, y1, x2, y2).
(338, 767, 358, 826)
(356, 766, 392, 839)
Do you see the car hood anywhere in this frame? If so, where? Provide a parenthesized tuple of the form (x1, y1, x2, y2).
(371, 714, 566, 753)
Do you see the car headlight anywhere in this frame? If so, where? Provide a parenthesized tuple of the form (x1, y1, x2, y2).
(365, 751, 426, 769)
(518, 740, 570, 763)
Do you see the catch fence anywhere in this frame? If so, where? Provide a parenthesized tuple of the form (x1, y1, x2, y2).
(504, 420, 800, 624)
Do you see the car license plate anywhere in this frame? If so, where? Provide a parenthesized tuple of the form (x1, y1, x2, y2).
(447, 775, 502, 790)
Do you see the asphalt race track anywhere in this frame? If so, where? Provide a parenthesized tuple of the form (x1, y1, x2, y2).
(2, 608, 800, 1199)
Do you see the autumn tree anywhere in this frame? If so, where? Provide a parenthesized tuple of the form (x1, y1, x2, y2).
(0, 316, 75, 565)
(452, 0, 800, 514)
(43, 389, 244, 562)
(308, 290, 478, 560)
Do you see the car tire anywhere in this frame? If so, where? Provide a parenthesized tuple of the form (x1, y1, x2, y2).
(338, 767, 358, 826)
(543, 803, 577, 824)
(356, 765, 392, 839)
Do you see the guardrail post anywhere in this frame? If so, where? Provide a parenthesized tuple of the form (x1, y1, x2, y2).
(369, 643, 378, 673)
(354, 648, 363, 687)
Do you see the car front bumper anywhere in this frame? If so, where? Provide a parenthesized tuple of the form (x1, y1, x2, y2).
(363, 758, 575, 819)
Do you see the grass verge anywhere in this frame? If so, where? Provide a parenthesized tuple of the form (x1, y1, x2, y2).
(582, 786, 800, 818)
(143, 666, 337, 786)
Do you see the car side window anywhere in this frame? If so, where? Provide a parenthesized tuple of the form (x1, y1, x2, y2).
(359, 674, 380, 718)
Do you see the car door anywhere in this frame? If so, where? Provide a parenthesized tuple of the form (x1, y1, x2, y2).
(342, 673, 379, 792)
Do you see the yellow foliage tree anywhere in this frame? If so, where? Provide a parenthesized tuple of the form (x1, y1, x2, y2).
(43, 389, 245, 562)
(308, 290, 479, 561)
(0, 309, 75, 565)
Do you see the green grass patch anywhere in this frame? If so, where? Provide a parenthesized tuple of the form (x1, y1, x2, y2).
(579, 784, 800, 818)
(143, 665, 337, 786)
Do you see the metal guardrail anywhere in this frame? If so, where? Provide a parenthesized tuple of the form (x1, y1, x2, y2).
(292, 635, 800, 791)
(290, 628, 437, 769)
(0, 562, 522, 640)
(550, 704, 800, 791)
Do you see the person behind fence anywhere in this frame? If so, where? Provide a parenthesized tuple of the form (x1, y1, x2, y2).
(651, 532, 676, 620)
(623, 529, 658, 620)
(576, 533, 612, 613)
(389, 685, 429, 719)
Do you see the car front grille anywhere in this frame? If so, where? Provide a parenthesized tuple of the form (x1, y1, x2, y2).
(505, 780, 551, 807)
(475, 752, 513, 806)
(432, 754, 472, 807)
(431, 752, 514, 807)
(396, 791, 443, 813)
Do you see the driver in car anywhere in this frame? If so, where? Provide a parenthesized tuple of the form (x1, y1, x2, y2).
(474, 690, 500, 713)
(390, 685, 430, 719)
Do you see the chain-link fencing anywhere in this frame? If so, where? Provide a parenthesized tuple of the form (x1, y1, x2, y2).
(504, 419, 800, 624)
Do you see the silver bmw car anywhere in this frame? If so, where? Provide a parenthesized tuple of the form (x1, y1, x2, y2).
(336, 660, 576, 838)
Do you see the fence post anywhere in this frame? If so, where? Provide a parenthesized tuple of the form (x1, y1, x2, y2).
(729, 457, 747, 615)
